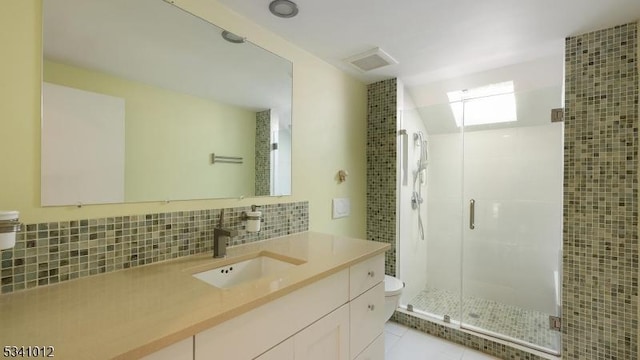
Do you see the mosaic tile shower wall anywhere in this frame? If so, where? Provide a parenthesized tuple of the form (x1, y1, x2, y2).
(366, 78, 398, 276)
(563, 23, 638, 359)
(0, 201, 308, 295)
(255, 110, 271, 196)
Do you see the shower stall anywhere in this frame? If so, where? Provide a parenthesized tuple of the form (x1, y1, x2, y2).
(397, 67, 563, 355)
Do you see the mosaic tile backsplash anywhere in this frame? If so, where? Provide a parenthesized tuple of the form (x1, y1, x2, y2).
(255, 110, 271, 196)
(0, 201, 308, 294)
(366, 78, 398, 277)
(563, 23, 638, 360)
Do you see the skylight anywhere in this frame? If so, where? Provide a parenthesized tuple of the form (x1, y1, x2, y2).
(447, 81, 517, 127)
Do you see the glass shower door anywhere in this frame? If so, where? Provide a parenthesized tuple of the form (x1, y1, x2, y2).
(398, 99, 463, 326)
(460, 86, 563, 354)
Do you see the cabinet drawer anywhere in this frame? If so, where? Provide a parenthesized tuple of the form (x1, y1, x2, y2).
(353, 333, 384, 360)
(349, 282, 384, 359)
(349, 254, 384, 300)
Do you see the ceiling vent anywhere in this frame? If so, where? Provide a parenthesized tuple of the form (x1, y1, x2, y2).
(344, 47, 398, 72)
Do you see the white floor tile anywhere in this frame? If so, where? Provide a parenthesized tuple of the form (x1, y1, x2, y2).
(385, 331, 401, 354)
(386, 328, 464, 360)
(425, 334, 467, 358)
(383, 322, 502, 360)
(462, 348, 501, 360)
(385, 321, 409, 337)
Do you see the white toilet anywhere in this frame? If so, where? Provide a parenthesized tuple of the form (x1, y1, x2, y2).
(384, 275, 404, 321)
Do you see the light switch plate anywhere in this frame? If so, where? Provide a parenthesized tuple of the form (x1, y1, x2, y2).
(332, 198, 351, 219)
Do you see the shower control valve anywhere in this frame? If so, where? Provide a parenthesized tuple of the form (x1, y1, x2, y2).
(411, 191, 423, 210)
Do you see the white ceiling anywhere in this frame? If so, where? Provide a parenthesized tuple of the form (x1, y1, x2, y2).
(218, 0, 640, 87)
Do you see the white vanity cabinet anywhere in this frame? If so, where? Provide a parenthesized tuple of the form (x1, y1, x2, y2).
(190, 253, 385, 360)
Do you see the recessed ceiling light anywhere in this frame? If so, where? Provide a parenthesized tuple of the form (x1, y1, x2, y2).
(221, 30, 245, 44)
(269, 0, 298, 18)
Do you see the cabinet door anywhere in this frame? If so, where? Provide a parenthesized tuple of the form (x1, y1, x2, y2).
(254, 338, 294, 360)
(294, 304, 349, 360)
(141, 337, 193, 360)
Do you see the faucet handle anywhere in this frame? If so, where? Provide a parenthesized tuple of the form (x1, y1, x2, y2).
(250, 204, 261, 212)
(218, 209, 225, 228)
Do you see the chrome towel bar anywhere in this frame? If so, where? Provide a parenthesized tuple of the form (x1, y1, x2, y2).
(211, 153, 243, 164)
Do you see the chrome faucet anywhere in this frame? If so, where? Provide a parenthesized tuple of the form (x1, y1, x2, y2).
(213, 209, 238, 258)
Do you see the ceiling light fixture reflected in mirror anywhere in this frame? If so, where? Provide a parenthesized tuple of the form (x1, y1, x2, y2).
(221, 30, 245, 44)
(269, 0, 299, 18)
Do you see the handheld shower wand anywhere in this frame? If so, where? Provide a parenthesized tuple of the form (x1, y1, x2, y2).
(412, 131, 428, 240)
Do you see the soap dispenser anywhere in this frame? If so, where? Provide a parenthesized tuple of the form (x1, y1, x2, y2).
(0, 211, 22, 250)
(243, 205, 262, 233)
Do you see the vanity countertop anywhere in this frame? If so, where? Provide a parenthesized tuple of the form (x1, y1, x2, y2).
(0, 231, 389, 359)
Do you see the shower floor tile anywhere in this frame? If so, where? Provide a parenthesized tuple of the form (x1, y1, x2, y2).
(409, 287, 559, 351)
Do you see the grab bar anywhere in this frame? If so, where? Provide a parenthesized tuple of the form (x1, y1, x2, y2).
(469, 199, 475, 230)
(399, 129, 408, 186)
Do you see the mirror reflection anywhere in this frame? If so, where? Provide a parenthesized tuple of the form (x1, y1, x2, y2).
(41, 0, 293, 206)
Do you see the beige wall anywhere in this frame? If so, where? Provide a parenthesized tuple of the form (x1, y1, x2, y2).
(0, 0, 367, 238)
(44, 60, 256, 202)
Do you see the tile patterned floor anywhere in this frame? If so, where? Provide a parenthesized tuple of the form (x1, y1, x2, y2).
(385, 322, 500, 360)
(408, 288, 560, 351)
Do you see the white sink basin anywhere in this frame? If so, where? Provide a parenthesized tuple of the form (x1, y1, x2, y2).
(193, 254, 299, 289)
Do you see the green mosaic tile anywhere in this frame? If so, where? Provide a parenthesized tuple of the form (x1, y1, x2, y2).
(0, 202, 308, 295)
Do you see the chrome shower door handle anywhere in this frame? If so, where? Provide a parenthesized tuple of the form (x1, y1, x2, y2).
(469, 199, 475, 230)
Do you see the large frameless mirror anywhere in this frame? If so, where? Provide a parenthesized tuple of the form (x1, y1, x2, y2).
(41, 0, 293, 206)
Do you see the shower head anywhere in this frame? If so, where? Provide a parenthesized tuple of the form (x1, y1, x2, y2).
(414, 131, 428, 172)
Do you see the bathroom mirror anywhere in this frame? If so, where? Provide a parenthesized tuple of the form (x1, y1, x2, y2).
(41, 0, 292, 206)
